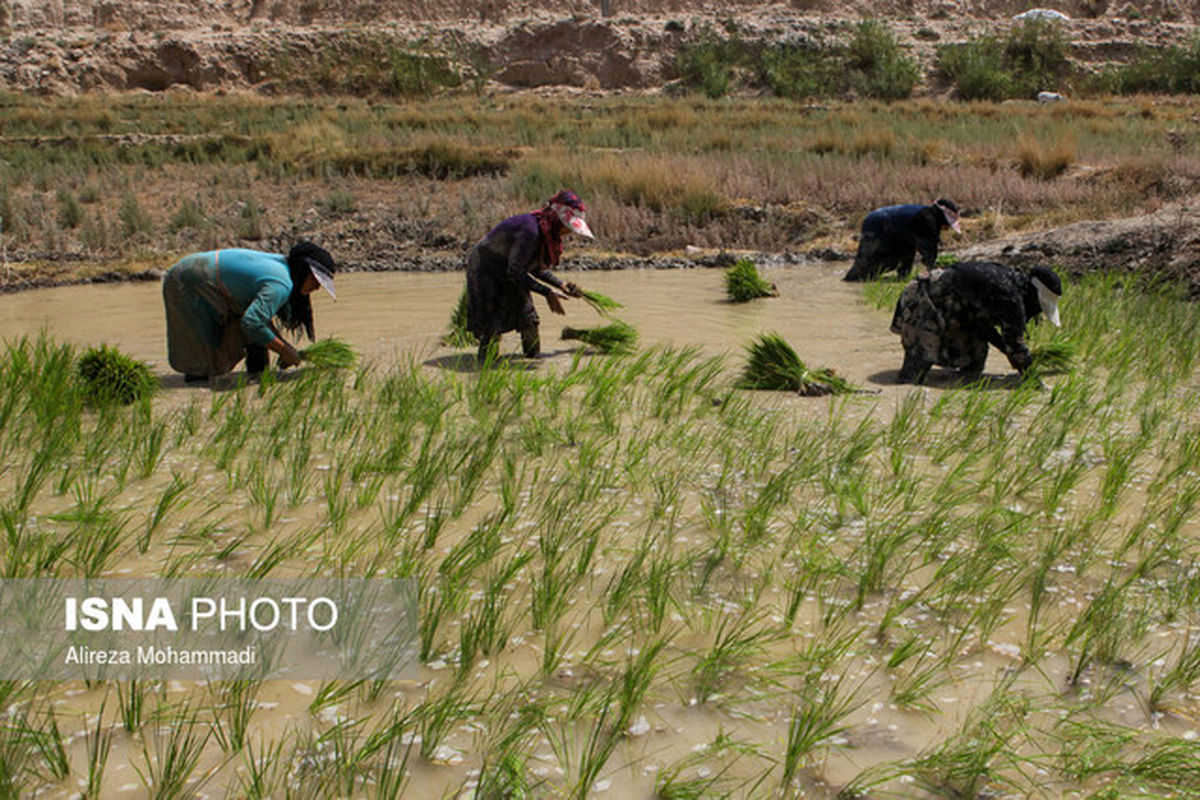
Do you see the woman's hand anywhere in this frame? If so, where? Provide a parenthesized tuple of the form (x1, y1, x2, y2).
(546, 290, 567, 315)
(279, 345, 302, 368)
(268, 336, 303, 368)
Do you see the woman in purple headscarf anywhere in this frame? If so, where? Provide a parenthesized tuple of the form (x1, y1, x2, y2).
(465, 190, 594, 362)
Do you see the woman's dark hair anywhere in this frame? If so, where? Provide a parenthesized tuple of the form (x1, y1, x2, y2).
(284, 241, 335, 341)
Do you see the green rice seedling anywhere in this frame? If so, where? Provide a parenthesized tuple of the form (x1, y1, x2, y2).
(136, 710, 213, 800)
(1146, 637, 1200, 717)
(118, 679, 147, 733)
(780, 673, 859, 790)
(210, 679, 260, 754)
(355, 711, 415, 800)
(22, 706, 70, 781)
(457, 561, 528, 679)
(71, 506, 128, 578)
(903, 683, 1033, 799)
(559, 321, 638, 355)
(140, 472, 192, 553)
(578, 288, 624, 316)
(541, 617, 580, 677)
(76, 344, 157, 407)
(891, 652, 949, 715)
(443, 287, 476, 347)
(614, 637, 669, 733)
(654, 730, 767, 800)
(735, 333, 859, 395)
(82, 698, 112, 800)
(470, 689, 546, 799)
(246, 466, 280, 532)
(724, 258, 778, 303)
(322, 464, 353, 535)
(419, 573, 464, 662)
(236, 735, 288, 800)
(299, 337, 358, 369)
(1128, 739, 1200, 792)
(544, 690, 625, 800)
(1066, 578, 1136, 689)
(1030, 340, 1075, 374)
(690, 608, 782, 706)
(415, 683, 477, 762)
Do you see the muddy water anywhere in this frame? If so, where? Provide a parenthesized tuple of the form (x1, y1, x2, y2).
(0, 263, 1020, 397)
(0, 265, 1055, 799)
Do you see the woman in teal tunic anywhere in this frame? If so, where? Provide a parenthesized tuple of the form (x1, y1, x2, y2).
(162, 241, 337, 382)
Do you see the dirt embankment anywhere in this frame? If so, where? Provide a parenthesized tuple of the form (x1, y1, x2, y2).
(2, 1, 1199, 95)
(959, 198, 1200, 289)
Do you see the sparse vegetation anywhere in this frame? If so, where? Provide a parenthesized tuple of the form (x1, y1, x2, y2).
(2, 92, 1200, 282)
(1099, 36, 1200, 94)
(937, 18, 1073, 100)
(689, 20, 919, 101)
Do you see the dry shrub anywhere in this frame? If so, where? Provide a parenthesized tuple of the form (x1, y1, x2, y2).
(911, 139, 944, 165)
(1016, 133, 1076, 180)
(642, 106, 697, 131)
(266, 119, 350, 168)
(583, 154, 724, 218)
(1048, 100, 1107, 119)
(806, 133, 843, 155)
(1104, 155, 1200, 200)
(850, 128, 896, 157)
(804, 128, 896, 158)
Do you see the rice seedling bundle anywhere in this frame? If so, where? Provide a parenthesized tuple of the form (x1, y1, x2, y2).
(724, 258, 778, 303)
(735, 332, 858, 395)
(76, 345, 156, 406)
(300, 338, 358, 369)
(579, 289, 624, 316)
(561, 321, 639, 354)
(1030, 341, 1074, 374)
(444, 288, 477, 347)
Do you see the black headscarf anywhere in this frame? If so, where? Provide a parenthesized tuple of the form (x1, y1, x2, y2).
(283, 241, 335, 341)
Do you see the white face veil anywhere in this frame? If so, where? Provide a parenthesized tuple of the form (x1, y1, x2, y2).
(1033, 276, 1061, 327)
(305, 257, 337, 300)
(937, 201, 961, 233)
(552, 202, 594, 239)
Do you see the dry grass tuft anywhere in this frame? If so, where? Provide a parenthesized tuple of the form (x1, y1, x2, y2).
(1016, 133, 1077, 180)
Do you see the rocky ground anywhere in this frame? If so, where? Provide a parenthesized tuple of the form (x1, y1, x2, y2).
(1, 1, 1199, 95)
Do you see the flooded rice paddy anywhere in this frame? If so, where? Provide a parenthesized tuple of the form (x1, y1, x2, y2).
(2, 263, 1200, 798)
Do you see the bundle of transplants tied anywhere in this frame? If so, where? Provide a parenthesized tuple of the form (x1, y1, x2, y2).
(560, 289, 639, 354)
(737, 332, 862, 396)
(76, 344, 157, 406)
(725, 258, 779, 303)
(299, 338, 358, 368)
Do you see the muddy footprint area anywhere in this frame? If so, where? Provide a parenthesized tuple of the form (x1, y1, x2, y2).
(0, 262, 1022, 399)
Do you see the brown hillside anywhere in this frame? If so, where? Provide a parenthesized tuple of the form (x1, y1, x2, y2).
(1, 1, 1198, 94)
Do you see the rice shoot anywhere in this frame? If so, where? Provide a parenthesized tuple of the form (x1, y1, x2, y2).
(444, 288, 477, 347)
(1031, 341, 1075, 374)
(300, 338, 358, 369)
(736, 332, 858, 395)
(561, 321, 639, 355)
(579, 289, 624, 316)
(77, 345, 157, 406)
(725, 258, 778, 303)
